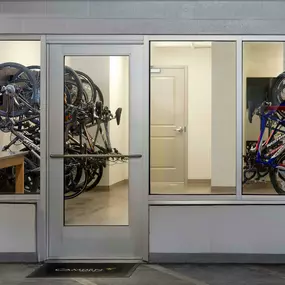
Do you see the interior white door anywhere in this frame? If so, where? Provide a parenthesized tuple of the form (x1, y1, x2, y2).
(47, 43, 146, 260)
(150, 67, 186, 183)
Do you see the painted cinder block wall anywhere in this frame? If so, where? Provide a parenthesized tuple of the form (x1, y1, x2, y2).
(0, 1, 284, 35)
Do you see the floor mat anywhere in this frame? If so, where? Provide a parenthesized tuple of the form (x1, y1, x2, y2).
(27, 263, 139, 278)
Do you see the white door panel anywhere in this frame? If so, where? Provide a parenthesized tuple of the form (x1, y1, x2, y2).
(151, 68, 186, 183)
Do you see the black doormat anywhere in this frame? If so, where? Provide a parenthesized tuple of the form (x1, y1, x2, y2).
(27, 263, 139, 278)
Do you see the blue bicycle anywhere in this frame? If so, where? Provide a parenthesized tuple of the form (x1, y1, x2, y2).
(243, 100, 285, 194)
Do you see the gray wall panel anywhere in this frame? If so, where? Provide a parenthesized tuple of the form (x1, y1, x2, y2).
(0, 1, 284, 34)
(150, 205, 285, 254)
(16, 18, 285, 35)
(89, 2, 183, 19)
(1, 1, 46, 15)
(46, 0, 90, 17)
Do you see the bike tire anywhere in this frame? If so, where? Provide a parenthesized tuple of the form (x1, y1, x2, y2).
(64, 160, 88, 200)
(269, 153, 285, 195)
(0, 62, 38, 117)
(86, 164, 104, 191)
(75, 70, 104, 105)
(65, 66, 83, 106)
(64, 147, 88, 200)
(67, 143, 104, 191)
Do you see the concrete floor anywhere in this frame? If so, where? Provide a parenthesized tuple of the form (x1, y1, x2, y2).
(2, 263, 285, 285)
(64, 181, 278, 225)
(65, 183, 128, 226)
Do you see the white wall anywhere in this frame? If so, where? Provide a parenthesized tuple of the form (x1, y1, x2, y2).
(0, 41, 40, 150)
(109, 56, 129, 185)
(151, 46, 212, 180)
(243, 43, 284, 146)
(150, 205, 285, 255)
(0, 204, 36, 252)
(211, 42, 236, 187)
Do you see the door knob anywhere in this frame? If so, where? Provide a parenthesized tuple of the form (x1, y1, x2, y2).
(174, 126, 183, 133)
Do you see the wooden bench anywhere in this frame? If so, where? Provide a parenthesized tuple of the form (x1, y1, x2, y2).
(0, 151, 28, 194)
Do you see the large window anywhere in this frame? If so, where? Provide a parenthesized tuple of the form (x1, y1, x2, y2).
(0, 41, 41, 195)
(150, 41, 236, 195)
(242, 41, 285, 195)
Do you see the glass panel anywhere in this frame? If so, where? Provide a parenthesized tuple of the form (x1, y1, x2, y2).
(64, 56, 129, 225)
(0, 41, 41, 194)
(150, 41, 236, 195)
(243, 42, 285, 195)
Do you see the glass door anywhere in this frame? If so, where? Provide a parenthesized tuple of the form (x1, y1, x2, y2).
(47, 43, 146, 260)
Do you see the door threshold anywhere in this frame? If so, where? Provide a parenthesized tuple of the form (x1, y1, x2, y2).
(45, 258, 145, 263)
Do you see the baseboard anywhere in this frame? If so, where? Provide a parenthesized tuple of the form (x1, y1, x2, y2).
(211, 186, 236, 193)
(188, 179, 211, 184)
(149, 253, 285, 263)
(95, 179, 128, 191)
(243, 181, 272, 189)
(0, 252, 37, 263)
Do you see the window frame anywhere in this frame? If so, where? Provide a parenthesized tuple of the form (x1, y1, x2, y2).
(146, 35, 285, 203)
(0, 35, 44, 202)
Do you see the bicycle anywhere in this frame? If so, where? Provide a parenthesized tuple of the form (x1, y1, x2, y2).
(243, 100, 285, 194)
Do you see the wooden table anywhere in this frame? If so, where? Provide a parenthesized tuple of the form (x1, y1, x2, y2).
(0, 151, 28, 194)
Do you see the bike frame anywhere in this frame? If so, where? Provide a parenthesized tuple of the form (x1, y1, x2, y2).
(255, 104, 285, 168)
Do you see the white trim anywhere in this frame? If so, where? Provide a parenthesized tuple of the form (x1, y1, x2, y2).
(149, 195, 237, 201)
(148, 194, 285, 202)
(143, 35, 150, 261)
(37, 35, 48, 262)
(236, 37, 243, 200)
(240, 36, 285, 42)
(147, 35, 285, 42)
(149, 200, 285, 205)
(0, 195, 39, 202)
(0, 35, 41, 41)
(46, 35, 144, 45)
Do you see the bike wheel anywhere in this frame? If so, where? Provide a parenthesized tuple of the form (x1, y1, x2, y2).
(269, 153, 285, 194)
(64, 66, 83, 106)
(0, 62, 37, 117)
(64, 146, 88, 200)
(75, 70, 104, 105)
(86, 164, 104, 191)
(64, 158, 88, 200)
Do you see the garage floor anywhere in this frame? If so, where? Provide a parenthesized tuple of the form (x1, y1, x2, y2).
(2, 263, 285, 285)
(65, 181, 277, 226)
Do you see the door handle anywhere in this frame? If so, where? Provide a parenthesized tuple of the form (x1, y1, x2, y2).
(174, 126, 184, 133)
(50, 154, 142, 159)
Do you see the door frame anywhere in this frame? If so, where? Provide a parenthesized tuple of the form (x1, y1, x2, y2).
(41, 35, 148, 261)
(150, 65, 188, 185)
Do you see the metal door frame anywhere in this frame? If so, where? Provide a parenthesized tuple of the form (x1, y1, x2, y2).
(44, 35, 148, 261)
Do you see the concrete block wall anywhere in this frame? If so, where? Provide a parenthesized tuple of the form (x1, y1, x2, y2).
(0, 1, 285, 34)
